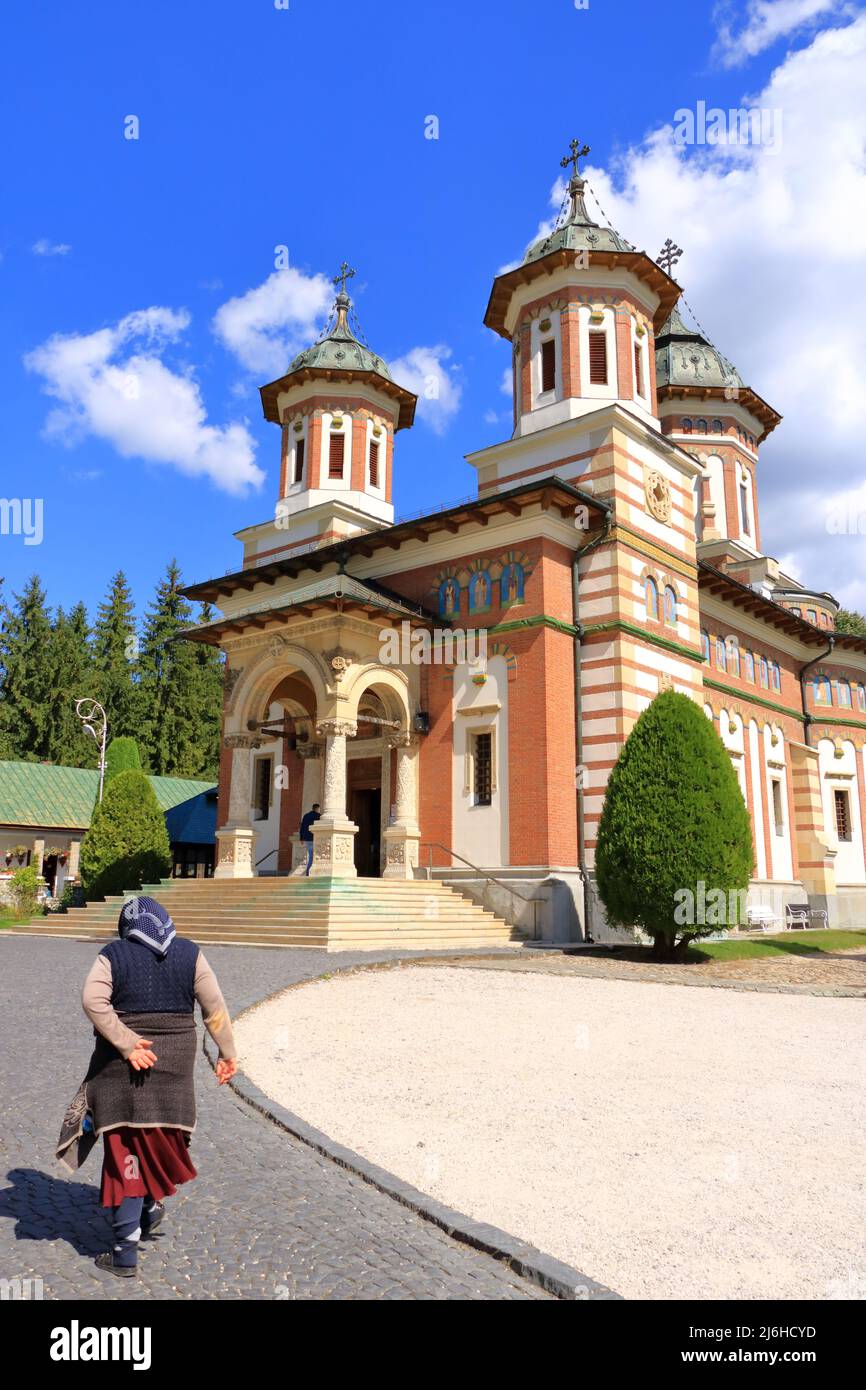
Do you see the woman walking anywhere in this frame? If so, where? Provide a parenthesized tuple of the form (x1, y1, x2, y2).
(57, 895, 237, 1278)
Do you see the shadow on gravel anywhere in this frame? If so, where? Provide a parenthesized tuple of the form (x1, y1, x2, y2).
(0, 1168, 110, 1255)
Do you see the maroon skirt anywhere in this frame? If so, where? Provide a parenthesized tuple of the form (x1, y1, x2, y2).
(100, 1126, 197, 1207)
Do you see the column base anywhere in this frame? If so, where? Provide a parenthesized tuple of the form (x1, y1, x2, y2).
(214, 826, 256, 879)
(382, 826, 421, 879)
(311, 819, 358, 877)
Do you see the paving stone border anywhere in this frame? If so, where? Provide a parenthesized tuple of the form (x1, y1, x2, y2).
(207, 957, 622, 1302)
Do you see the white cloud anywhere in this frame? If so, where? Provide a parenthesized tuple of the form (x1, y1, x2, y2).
(500, 367, 512, 396)
(713, 0, 855, 66)
(32, 238, 71, 257)
(25, 306, 263, 496)
(388, 345, 463, 435)
(212, 266, 332, 377)
(570, 12, 866, 609)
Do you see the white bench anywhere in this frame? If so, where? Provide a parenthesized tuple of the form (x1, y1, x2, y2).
(745, 904, 782, 933)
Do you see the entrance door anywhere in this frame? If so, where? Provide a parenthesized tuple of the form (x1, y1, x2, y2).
(350, 788, 381, 877)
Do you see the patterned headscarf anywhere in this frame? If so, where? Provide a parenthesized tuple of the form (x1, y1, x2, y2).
(117, 895, 176, 956)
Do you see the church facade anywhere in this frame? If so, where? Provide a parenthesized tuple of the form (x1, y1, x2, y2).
(181, 149, 866, 939)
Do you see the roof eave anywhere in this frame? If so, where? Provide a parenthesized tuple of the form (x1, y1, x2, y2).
(259, 366, 417, 430)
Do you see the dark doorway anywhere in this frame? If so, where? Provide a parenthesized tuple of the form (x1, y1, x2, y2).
(350, 787, 381, 877)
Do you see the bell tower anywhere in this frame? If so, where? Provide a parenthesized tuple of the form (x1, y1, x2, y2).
(253, 263, 417, 563)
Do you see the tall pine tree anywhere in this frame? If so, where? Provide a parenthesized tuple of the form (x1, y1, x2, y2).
(139, 560, 204, 776)
(0, 577, 56, 761)
(91, 571, 141, 742)
(47, 602, 96, 766)
(190, 602, 225, 779)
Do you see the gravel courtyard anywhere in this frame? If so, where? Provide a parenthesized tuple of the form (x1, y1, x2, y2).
(236, 964, 866, 1301)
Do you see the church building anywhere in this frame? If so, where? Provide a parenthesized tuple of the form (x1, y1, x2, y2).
(180, 145, 866, 939)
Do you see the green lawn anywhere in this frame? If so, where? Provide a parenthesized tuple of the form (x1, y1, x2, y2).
(0, 906, 38, 929)
(689, 930, 866, 962)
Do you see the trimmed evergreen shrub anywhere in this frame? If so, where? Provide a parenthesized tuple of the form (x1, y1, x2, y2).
(105, 736, 142, 785)
(80, 769, 171, 899)
(595, 691, 753, 960)
(8, 864, 41, 916)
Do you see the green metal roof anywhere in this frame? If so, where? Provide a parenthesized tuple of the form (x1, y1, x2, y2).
(287, 291, 393, 380)
(655, 305, 744, 391)
(0, 761, 216, 831)
(523, 175, 634, 264)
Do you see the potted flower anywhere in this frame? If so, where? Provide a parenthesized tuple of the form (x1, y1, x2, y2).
(11, 845, 28, 865)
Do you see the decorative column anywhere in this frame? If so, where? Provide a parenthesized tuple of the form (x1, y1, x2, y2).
(383, 733, 421, 878)
(311, 720, 358, 877)
(67, 838, 81, 880)
(789, 741, 839, 924)
(290, 742, 324, 873)
(214, 734, 260, 879)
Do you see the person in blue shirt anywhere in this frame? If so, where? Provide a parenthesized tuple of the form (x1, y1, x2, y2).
(299, 803, 321, 875)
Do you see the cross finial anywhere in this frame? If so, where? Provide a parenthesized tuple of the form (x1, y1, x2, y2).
(560, 139, 590, 179)
(657, 239, 684, 274)
(333, 261, 355, 296)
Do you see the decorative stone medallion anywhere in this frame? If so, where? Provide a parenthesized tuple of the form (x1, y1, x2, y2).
(645, 470, 672, 524)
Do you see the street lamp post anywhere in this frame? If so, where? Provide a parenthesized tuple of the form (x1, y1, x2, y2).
(75, 698, 108, 803)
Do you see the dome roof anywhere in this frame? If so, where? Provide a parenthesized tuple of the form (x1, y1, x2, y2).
(523, 175, 633, 264)
(655, 305, 744, 391)
(287, 290, 393, 381)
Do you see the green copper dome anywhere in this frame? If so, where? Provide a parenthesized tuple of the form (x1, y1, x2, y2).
(655, 305, 744, 390)
(287, 290, 393, 381)
(523, 175, 634, 264)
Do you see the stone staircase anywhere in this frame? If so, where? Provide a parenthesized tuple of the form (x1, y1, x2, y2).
(11, 877, 526, 951)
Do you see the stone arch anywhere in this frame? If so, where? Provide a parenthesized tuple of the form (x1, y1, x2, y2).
(341, 663, 412, 728)
(228, 642, 331, 733)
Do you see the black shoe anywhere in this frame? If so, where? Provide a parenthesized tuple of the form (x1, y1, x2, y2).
(95, 1251, 137, 1278)
(141, 1201, 165, 1240)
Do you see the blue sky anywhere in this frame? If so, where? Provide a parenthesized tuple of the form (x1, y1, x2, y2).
(3, 0, 865, 618)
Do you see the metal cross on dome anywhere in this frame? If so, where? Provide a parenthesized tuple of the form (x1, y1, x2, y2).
(333, 261, 355, 295)
(657, 239, 684, 274)
(560, 139, 590, 178)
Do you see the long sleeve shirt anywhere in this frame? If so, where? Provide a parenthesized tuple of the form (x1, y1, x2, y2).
(82, 951, 237, 1061)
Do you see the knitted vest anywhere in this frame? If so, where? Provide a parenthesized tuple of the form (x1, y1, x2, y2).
(100, 937, 200, 1015)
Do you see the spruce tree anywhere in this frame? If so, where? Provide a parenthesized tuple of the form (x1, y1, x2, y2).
(47, 602, 96, 766)
(190, 602, 225, 779)
(0, 576, 56, 760)
(595, 691, 754, 960)
(138, 560, 202, 776)
(91, 571, 141, 742)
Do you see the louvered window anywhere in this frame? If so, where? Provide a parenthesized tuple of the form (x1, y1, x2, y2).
(293, 438, 305, 485)
(474, 733, 492, 806)
(588, 330, 608, 384)
(328, 432, 345, 479)
(834, 789, 851, 842)
(633, 343, 643, 396)
(369, 439, 380, 488)
(540, 338, 556, 393)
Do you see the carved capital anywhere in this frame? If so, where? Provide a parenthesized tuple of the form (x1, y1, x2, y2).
(317, 719, 358, 740)
(223, 733, 260, 750)
(297, 741, 324, 761)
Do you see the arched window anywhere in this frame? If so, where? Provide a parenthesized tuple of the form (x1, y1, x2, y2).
(838, 679, 852, 708)
(663, 586, 677, 625)
(715, 637, 727, 672)
(771, 662, 781, 692)
(644, 577, 658, 621)
(807, 609, 817, 624)
(697, 417, 708, 433)
(813, 676, 832, 705)
(712, 418, 723, 433)
(727, 637, 740, 677)
(701, 630, 710, 662)
(791, 607, 801, 617)
(857, 684, 866, 712)
(759, 656, 769, 688)
(743, 651, 755, 682)
(681, 417, 693, 433)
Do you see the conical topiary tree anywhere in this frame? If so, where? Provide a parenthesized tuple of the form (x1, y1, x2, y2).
(595, 691, 753, 960)
(80, 769, 171, 899)
(105, 735, 142, 785)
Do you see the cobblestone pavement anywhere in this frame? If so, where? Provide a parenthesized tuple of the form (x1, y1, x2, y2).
(0, 937, 548, 1301)
(429, 946, 866, 997)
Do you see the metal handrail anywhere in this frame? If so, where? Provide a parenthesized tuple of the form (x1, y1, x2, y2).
(255, 847, 277, 869)
(420, 841, 540, 940)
